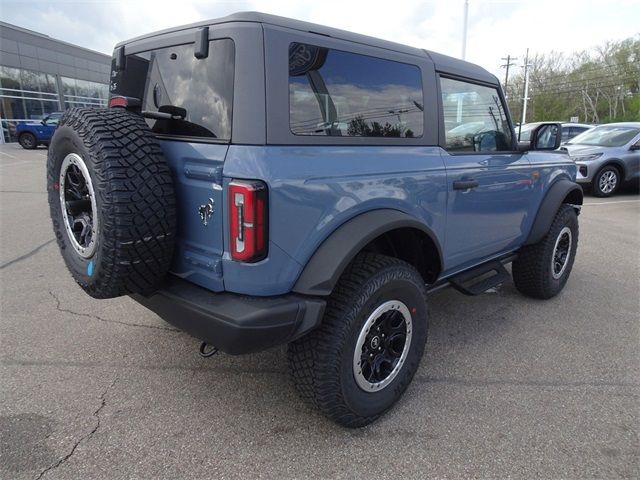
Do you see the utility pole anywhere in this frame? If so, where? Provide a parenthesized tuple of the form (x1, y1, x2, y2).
(461, 0, 469, 60)
(500, 55, 517, 98)
(519, 48, 531, 141)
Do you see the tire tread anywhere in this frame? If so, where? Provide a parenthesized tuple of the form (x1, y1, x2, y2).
(512, 204, 578, 299)
(288, 253, 427, 427)
(47, 107, 176, 298)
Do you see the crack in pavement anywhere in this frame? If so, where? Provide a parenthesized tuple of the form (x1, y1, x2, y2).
(34, 378, 117, 480)
(49, 290, 180, 332)
(0, 239, 56, 270)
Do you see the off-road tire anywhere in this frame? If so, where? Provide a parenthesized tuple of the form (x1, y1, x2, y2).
(287, 253, 428, 428)
(19, 132, 37, 149)
(47, 107, 176, 298)
(512, 204, 578, 299)
(592, 165, 620, 197)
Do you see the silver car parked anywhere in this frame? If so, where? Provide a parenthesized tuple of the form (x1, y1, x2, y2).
(562, 122, 640, 197)
(516, 122, 593, 144)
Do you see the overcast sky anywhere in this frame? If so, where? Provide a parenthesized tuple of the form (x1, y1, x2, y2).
(1, 0, 639, 77)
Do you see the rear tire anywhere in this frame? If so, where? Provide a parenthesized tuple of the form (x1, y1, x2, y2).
(18, 132, 37, 149)
(47, 108, 176, 298)
(592, 165, 620, 197)
(287, 253, 428, 427)
(512, 204, 578, 299)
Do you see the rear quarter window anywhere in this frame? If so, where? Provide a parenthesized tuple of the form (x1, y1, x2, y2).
(288, 43, 423, 138)
(110, 38, 235, 141)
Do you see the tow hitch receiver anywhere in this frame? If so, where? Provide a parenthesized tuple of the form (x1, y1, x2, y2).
(199, 342, 218, 358)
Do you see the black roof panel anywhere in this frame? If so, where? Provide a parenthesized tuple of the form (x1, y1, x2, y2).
(117, 11, 497, 84)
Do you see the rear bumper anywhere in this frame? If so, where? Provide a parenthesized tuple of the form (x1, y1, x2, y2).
(130, 277, 326, 355)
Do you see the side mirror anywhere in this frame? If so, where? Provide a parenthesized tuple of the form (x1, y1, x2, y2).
(41, 119, 47, 125)
(630, 143, 640, 151)
(530, 123, 562, 150)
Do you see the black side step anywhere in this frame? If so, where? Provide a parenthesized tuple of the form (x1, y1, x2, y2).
(448, 260, 510, 296)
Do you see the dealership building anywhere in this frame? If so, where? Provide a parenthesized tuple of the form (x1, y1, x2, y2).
(0, 21, 111, 143)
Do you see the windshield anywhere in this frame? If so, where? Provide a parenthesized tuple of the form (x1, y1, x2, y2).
(567, 125, 640, 147)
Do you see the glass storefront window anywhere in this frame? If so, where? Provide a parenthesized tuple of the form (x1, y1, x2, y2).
(61, 77, 107, 108)
(1, 66, 107, 142)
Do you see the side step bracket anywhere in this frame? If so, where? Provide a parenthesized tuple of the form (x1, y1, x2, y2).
(448, 260, 510, 296)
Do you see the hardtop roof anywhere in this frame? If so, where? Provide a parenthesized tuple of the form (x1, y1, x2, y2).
(117, 11, 497, 84)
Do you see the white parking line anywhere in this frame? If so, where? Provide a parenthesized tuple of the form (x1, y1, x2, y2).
(583, 200, 640, 206)
(0, 151, 18, 159)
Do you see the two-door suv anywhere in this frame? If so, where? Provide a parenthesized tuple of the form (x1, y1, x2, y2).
(16, 112, 62, 149)
(47, 12, 582, 427)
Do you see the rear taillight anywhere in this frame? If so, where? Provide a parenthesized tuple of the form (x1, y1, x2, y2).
(108, 96, 128, 108)
(229, 180, 268, 262)
(108, 96, 141, 109)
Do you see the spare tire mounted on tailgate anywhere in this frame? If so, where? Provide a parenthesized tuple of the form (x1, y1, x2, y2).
(47, 107, 176, 299)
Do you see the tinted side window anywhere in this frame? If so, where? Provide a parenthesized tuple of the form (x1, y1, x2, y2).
(440, 77, 512, 152)
(110, 39, 235, 140)
(46, 113, 61, 125)
(289, 43, 423, 138)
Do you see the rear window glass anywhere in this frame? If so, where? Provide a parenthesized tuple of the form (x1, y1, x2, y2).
(110, 39, 234, 141)
(288, 43, 423, 138)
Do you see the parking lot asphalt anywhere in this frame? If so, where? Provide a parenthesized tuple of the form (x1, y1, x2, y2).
(1, 142, 638, 479)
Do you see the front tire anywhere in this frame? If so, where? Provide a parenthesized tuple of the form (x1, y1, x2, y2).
(287, 253, 428, 427)
(18, 132, 37, 149)
(593, 165, 620, 197)
(512, 204, 578, 299)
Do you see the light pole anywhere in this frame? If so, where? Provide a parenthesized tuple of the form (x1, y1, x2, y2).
(519, 48, 531, 141)
(461, 0, 469, 60)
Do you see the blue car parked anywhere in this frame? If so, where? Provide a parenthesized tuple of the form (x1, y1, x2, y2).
(16, 112, 62, 149)
(47, 13, 583, 427)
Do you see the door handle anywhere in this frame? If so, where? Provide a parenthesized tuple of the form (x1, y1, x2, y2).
(453, 179, 479, 190)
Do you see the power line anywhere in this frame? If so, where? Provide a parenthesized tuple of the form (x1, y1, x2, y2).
(506, 60, 640, 81)
(506, 74, 639, 95)
(524, 77, 640, 95)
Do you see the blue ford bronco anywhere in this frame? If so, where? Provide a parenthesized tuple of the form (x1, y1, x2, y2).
(47, 12, 582, 427)
(16, 112, 62, 149)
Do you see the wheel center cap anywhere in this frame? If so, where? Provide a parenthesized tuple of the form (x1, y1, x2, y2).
(370, 336, 380, 349)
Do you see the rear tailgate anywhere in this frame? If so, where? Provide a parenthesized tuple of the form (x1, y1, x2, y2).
(109, 38, 236, 292)
(161, 141, 228, 291)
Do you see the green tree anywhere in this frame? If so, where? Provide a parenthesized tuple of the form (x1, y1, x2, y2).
(505, 36, 640, 123)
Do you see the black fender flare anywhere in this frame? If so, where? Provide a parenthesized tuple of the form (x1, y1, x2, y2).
(525, 179, 583, 246)
(292, 209, 442, 296)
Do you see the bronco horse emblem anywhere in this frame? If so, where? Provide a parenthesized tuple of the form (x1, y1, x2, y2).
(198, 198, 215, 226)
